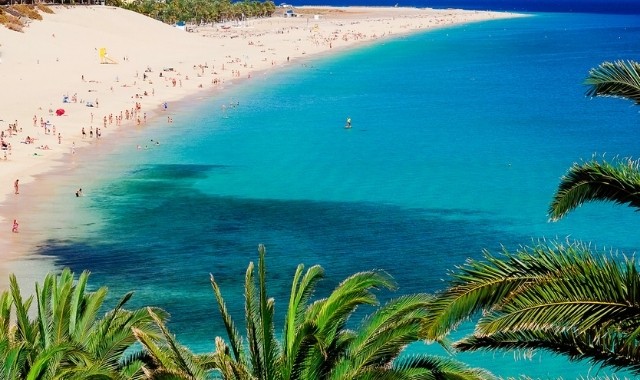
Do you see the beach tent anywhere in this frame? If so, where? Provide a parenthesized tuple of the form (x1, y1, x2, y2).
(56, 109, 65, 116)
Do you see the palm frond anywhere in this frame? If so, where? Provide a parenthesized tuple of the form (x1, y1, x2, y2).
(10, 274, 35, 345)
(25, 343, 76, 380)
(257, 244, 280, 379)
(346, 293, 432, 373)
(148, 308, 198, 378)
(585, 60, 640, 104)
(424, 239, 640, 342)
(314, 270, 396, 337)
(549, 157, 640, 221)
(283, 263, 324, 357)
(392, 354, 497, 380)
(425, 241, 583, 340)
(211, 273, 247, 365)
(0, 291, 13, 341)
(133, 326, 175, 369)
(1, 342, 29, 379)
(210, 336, 256, 380)
(68, 270, 90, 340)
(244, 260, 263, 378)
(455, 328, 640, 375)
(474, 250, 640, 336)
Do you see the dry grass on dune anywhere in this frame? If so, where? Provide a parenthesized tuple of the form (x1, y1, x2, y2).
(0, 4, 53, 32)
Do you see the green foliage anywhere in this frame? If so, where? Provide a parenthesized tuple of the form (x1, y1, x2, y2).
(208, 245, 496, 380)
(122, 0, 276, 25)
(585, 60, 640, 105)
(549, 156, 640, 221)
(425, 59, 640, 376)
(429, 240, 640, 374)
(133, 308, 216, 379)
(0, 268, 167, 379)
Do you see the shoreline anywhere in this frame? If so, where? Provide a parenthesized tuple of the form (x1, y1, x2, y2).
(0, 5, 526, 289)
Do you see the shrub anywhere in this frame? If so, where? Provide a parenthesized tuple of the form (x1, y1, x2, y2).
(37, 4, 54, 14)
(6, 21, 24, 32)
(0, 12, 23, 32)
(14, 4, 43, 20)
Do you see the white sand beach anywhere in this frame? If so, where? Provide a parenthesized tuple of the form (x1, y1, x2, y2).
(0, 5, 523, 288)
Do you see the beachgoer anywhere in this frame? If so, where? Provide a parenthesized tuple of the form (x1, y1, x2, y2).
(346, 117, 351, 128)
(75, 188, 83, 197)
(12, 219, 18, 233)
(14, 179, 19, 194)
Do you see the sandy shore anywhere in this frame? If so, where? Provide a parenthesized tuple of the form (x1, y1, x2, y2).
(0, 5, 523, 289)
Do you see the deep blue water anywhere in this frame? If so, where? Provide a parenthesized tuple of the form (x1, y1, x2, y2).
(291, 0, 640, 15)
(23, 10, 640, 379)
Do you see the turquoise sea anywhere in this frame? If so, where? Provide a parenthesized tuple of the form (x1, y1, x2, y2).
(21, 11, 640, 379)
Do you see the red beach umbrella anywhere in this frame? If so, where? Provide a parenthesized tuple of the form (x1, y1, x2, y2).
(56, 109, 65, 116)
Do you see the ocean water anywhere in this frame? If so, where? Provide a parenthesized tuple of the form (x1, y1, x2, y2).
(296, 0, 640, 15)
(21, 11, 640, 379)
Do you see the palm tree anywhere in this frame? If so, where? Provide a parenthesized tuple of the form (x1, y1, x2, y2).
(549, 156, 640, 221)
(547, 60, 640, 221)
(425, 60, 640, 376)
(584, 60, 640, 104)
(0, 268, 168, 378)
(426, 240, 640, 375)
(208, 244, 496, 380)
(133, 307, 218, 379)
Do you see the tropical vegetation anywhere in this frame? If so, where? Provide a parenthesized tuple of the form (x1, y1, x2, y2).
(117, 0, 277, 25)
(0, 0, 276, 32)
(0, 247, 498, 379)
(141, 244, 496, 379)
(0, 268, 167, 379)
(426, 59, 640, 376)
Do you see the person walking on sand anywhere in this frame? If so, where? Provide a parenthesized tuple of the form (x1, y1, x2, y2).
(12, 219, 18, 233)
(14, 179, 19, 194)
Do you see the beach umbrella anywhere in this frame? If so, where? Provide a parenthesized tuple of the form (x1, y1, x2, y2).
(56, 109, 65, 116)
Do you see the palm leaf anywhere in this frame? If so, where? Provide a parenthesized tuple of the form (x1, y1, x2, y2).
(549, 157, 640, 221)
(147, 308, 199, 378)
(51, 270, 74, 345)
(474, 250, 640, 337)
(344, 293, 432, 374)
(75, 285, 108, 345)
(392, 355, 497, 380)
(0, 291, 13, 341)
(585, 60, 640, 104)
(454, 328, 640, 375)
(313, 270, 396, 336)
(1, 342, 29, 379)
(257, 244, 280, 380)
(283, 263, 323, 357)
(25, 343, 76, 380)
(281, 263, 324, 380)
(211, 273, 247, 366)
(133, 326, 175, 370)
(210, 336, 256, 380)
(425, 241, 584, 340)
(9, 274, 35, 345)
(35, 275, 52, 349)
(244, 260, 263, 378)
(68, 271, 89, 340)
